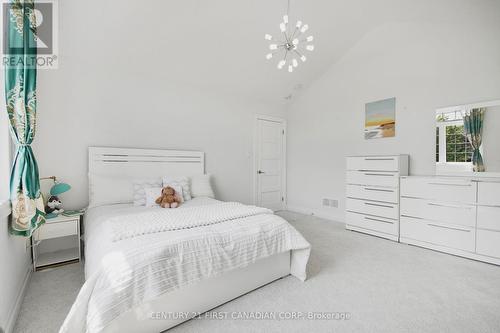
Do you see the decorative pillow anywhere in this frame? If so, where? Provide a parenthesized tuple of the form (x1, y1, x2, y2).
(190, 174, 215, 198)
(133, 178, 162, 206)
(144, 187, 163, 208)
(145, 185, 184, 207)
(162, 176, 191, 201)
(88, 174, 133, 208)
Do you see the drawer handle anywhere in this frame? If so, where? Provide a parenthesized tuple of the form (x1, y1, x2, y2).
(365, 217, 394, 224)
(428, 203, 472, 209)
(364, 188, 395, 193)
(364, 158, 395, 161)
(427, 182, 472, 187)
(427, 223, 471, 232)
(365, 202, 394, 209)
(401, 214, 425, 220)
(363, 173, 395, 177)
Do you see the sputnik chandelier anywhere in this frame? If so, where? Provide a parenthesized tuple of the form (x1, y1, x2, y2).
(265, 0, 314, 73)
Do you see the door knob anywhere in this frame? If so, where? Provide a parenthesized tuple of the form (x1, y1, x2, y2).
(258, 170, 265, 174)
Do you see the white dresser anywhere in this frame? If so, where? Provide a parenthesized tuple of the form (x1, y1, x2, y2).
(400, 176, 500, 265)
(345, 155, 409, 241)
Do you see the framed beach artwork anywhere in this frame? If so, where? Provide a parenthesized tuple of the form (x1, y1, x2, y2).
(365, 97, 396, 139)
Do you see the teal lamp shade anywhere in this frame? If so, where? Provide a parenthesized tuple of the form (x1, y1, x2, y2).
(50, 182, 71, 196)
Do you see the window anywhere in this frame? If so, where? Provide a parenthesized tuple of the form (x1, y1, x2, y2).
(436, 109, 473, 170)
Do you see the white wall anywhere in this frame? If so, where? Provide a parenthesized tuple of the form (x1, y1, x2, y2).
(0, 215, 31, 333)
(286, 13, 500, 221)
(30, 0, 287, 210)
(482, 105, 500, 172)
(34, 78, 285, 209)
(0, 72, 31, 333)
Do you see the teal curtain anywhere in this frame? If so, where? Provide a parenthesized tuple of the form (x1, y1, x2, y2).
(464, 108, 486, 172)
(4, 0, 45, 236)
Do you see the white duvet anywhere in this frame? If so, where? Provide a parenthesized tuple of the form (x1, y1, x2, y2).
(60, 198, 311, 333)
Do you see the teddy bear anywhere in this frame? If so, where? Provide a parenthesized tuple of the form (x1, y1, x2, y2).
(155, 186, 182, 208)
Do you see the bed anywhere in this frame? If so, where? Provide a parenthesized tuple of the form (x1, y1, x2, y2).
(60, 147, 311, 333)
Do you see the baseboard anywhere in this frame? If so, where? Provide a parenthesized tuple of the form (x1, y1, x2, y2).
(285, 204, 345, 224)
(5, 265, 31, 333)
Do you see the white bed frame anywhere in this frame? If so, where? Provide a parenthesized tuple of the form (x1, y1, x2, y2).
(87, 147, 291, 332)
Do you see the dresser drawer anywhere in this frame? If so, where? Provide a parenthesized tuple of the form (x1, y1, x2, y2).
(477, 206, 500, 231)
(346, 171, 399, 188)
(400, 177, 476, 203)
(478, 182, 500, 206)
(346, 184, 398, 204)
(476, 229, 500, 258)
(35, 220, 78, 241)
(346, 212, 398, 236)
(400, 216, 475, 252)
(401, 197, 476, 227)
(346, 156, 400, 172)
(346, 198, 398, 219)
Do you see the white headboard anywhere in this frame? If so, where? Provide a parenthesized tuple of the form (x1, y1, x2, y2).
(88, 147, 205, 180)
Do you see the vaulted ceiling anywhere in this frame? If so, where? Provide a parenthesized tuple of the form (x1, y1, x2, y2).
(65, 0, 500, 105)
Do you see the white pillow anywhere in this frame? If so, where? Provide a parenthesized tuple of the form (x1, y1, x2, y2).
(89, 174, 133, 208)
(144, 187, 163, 207)
(145, 185, 184, 207)
(190, 174, 214, 198)
(162, 176, 191, 201)
(133, 178, 162, 206)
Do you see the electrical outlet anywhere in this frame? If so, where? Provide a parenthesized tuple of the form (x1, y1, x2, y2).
(322, 198, 339, 208)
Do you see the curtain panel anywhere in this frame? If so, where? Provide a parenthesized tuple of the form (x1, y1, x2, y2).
(464, 108, 486, 173)
(4, 0, 45, 236)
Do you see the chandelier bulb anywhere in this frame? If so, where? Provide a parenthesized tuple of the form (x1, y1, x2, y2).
(265, 34, 273, 41)
(266, 53, 273, 60)
(292, 59, 298, 67)
(280, 23, 287, 32)
(288, 65, 293, 73)
(300, 55, 307, 62)
(306, 36, 314, 42)
(277, 60, 286, 69)
(292, 38, 299, 45)
(300, 24, 309, 33)
(296, 20, 302, 28)
(283, 15, 289, 24)
(269, 44, 278, 50)
(306, 45, 314, 51)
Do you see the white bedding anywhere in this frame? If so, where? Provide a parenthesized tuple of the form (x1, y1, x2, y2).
(61, 198, 311, 333)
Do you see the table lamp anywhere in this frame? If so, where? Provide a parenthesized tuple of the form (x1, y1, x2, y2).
(40, 176, 71, 218)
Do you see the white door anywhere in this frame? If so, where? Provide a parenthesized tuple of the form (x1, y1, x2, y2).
(255, 117, 285, 211)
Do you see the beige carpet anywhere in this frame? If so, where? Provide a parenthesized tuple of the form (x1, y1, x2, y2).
(14, 211, 500, 333)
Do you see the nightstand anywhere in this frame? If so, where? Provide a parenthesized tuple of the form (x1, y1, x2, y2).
(31, 214, 83, 271)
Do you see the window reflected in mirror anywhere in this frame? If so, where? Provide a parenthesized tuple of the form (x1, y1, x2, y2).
(435, 100, 500, 175)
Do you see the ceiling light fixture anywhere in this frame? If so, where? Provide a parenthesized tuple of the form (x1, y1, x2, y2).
(264, 0, 315, 73)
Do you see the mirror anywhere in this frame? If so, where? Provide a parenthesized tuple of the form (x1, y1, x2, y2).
(435, 100, 500, 175)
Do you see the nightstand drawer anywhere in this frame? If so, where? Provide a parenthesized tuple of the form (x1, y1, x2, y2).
(36, 220, 77, 240)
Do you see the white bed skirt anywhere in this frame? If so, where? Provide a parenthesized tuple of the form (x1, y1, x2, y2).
(103, 251, 291, 332)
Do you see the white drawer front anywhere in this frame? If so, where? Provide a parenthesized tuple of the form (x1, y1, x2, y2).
(400, 216, 475, 252)
(347, 156, 399, 172)
(346, 171, 399, 188)
(477, 206, 500, 231)
(346, 184, 398, 204)
(346, 198, 398, 219)
(476, 229, 500, 258)
(401, 197, 476, 227)
(36, 221, 77, 241)
(478, 182, 500, 206)
(346, 212, 398, 236)
(400, 177, 476, 203)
